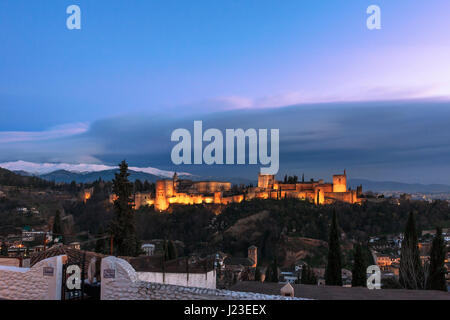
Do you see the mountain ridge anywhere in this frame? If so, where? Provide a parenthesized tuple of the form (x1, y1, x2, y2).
(348, 178, 450, 193)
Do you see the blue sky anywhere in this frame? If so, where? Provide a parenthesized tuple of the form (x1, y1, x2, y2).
(1, 1, 450, 183)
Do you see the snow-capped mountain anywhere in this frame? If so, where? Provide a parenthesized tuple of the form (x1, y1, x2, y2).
(0, 160, 191, 182)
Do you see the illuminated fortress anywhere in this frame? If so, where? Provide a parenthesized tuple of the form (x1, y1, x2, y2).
(110, 170, 363, 211)
(251, 170, 363, 206)
(131, 173, 244, 211)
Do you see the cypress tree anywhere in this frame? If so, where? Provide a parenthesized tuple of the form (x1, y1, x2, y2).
(166, 240, 178, 261)
(254, 265, 262, 281)
(325, 210, 343, 286)
(272, 258, 279, 282)
(265, 258, 279, 282)
(301, 264, 311, 284)
(95, 227, 106, 254)
(351, 243, 367, 287)
(299, 264, 306, 284)
(0, 241, 8, 256)
(301, 264, 309, 284)
(308, 265, 317, 285)
(399, 212, 424, 289)
(52, 210, 64, 244)
(109, 160, 140, 256)
(301, 264, 317, 285)
(427, 227, 447, 291)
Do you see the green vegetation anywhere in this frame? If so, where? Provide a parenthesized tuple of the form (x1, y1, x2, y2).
(164, 239, 178, 261)
(109, 160, 140, 256)
(0, 241, 8, 256)
(301, 264, 317, 285)
(1, 164, 450, 276)
(254, 265, 262, 281)
(52, 210, 63, 244)
(0, 168, 54, 189)
(427, 227, 447, 291)
(351, 243, 367, 287)
(264, 258, 279, 282)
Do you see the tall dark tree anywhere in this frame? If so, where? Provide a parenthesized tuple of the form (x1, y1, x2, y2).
(426, 227, 447, 291)
(399, 212, 424, 289)
(69, 181, 77, 193)
(52, 210, 64, 244)
(254, 265, 262, 281)
(0, 241, 8, 256)
(301, 264, 317, 285)
(143, 180, 151, 191)
(265, 258, 279, 283)
(325, 210, 343, 286)
(351, 243, 367, 287)
(165, 240, 178, 261)
(109, 160, 140, 256)
(301, 264, 309, 284)
(95, 227, 106, 254)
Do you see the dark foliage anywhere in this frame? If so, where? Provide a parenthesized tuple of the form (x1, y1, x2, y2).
(109, 160, 140, 256)
(427, 227, 447, 291)
(325, 210, 343, 286)
(399, 212, 424, 289)
(351, 243, 367, 287)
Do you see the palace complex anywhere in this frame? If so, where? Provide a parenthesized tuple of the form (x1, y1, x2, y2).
(110, 170, 363, 211)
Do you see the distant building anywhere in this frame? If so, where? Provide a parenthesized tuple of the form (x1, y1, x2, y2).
(16, 207, 28, 214)
(279, 269, 299, 284)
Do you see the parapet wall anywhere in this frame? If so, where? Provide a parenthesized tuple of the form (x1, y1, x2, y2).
(137, 270, 216, 289)
(0, 255, 63, 300)
(101, 256, 304, 300)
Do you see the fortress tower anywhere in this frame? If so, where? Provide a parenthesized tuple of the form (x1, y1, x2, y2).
(314, 188, 325, 205)
(155, 180, 170, 211)
(332, 170, 347, 193)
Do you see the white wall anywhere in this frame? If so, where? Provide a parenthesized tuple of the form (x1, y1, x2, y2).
(137, 270, 216, 289)
(0, 255, 64, 300)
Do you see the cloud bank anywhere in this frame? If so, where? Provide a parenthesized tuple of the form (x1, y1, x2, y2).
(1, 99, 450, 184)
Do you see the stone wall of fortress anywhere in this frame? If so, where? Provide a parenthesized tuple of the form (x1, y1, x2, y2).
(110, 171, 363, 211)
